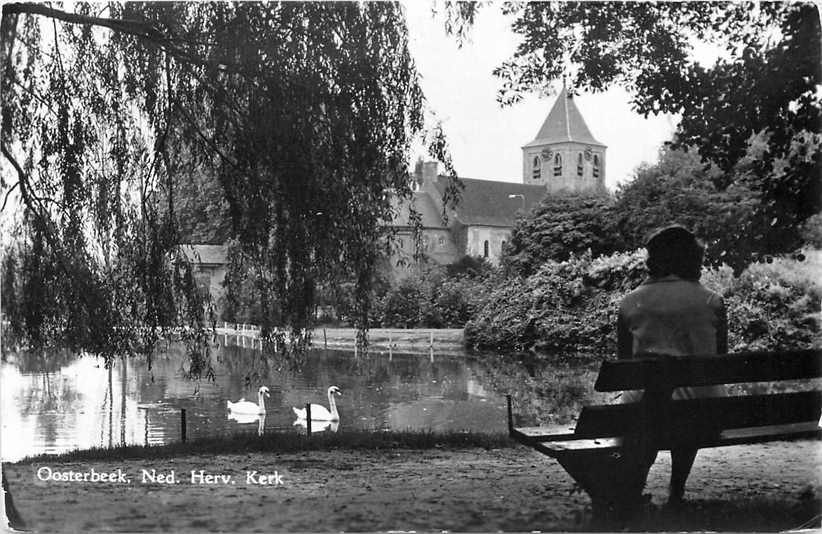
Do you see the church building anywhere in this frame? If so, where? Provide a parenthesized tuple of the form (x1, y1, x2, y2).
(390, 86, 607, 276)
(181, 86, 607, 297)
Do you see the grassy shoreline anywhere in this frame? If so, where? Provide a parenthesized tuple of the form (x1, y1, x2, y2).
(10, 429, 515, 465)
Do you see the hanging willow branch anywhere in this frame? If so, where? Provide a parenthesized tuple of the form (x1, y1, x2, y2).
(1, 2, 462, 366)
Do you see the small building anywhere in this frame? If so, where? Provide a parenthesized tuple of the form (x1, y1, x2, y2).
(179, 244, 228, 305)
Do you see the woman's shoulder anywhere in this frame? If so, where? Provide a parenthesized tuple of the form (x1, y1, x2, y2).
(696, 282, 725, 308)
(620, 277, 724, 308)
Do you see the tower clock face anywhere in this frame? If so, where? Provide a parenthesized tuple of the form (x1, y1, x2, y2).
(584, 147, 593, 161)
(541, 148, 552, 160)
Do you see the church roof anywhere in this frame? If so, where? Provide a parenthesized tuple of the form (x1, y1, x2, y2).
(523, 85, 606, 148)
(391, 191, 448, 229)
(431, 176, 546, 227)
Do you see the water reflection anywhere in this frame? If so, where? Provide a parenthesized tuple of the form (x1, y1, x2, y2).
(292, 418, 339, 434)
(469, 353, 605, 426)
(1, 343, 607, 461)
(226, 413, 266, 436)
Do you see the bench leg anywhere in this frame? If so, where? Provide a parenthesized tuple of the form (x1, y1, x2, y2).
(555, 447, 657, 520)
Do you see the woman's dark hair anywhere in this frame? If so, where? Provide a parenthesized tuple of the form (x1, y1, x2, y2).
(645, 225, 705, 281)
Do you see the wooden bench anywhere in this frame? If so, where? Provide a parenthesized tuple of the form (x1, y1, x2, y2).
(507, 349, 822, 512)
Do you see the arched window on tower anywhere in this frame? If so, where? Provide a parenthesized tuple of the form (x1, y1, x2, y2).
(532, 156, 541, 180)
(577, 153, 584, 177)
(483, 240, 489, 258)
(553, 153, 562, 177)
(593, 155, 600, 179)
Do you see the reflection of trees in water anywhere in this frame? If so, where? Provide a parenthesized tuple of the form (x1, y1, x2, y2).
(4, 348, 88, 452)
(336, 351, 466, 399)
(470, 353, 609, 426)
(5, 348, 78, 375)
(17, 369, 83, 417)
(296, 351, 472, 429)
(216, 344, 285, 394)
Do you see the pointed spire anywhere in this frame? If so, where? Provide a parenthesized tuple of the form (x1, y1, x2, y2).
(523, 84, 605, 148)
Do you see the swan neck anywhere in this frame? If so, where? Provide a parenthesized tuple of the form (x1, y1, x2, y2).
(258, 391, 266, 413)
(328, 389, 338, 417)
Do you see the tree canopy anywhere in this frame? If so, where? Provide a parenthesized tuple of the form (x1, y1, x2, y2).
(502, 146, 796, 277)
(447, 2, 820, 248)
(1, 2, 459, 365)
(612, 146, 762, 271)
(502, 193, 620, 277)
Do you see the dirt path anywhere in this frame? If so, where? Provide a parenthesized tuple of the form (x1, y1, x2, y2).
(5, 440, 821, 532)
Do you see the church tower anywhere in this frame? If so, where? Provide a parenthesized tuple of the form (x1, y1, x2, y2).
(522, 85, 607, 194)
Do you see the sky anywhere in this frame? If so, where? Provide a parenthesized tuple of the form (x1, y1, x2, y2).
(403, 3, 681, 190)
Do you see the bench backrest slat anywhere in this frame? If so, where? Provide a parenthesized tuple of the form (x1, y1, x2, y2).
(594, 349, 822, 392)
(573, 391, 822, 439)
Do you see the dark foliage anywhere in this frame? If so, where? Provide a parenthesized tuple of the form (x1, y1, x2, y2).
(1, 3, 459, 364)
(502, 193, 621, 277)
(445, 255, 493, 278)
(446, 2, 821, 256)
(612, 147, 762, 272)
(467, 250, 821, 356)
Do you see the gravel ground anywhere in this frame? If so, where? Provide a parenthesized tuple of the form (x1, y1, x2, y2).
(4, 440, 821, 532)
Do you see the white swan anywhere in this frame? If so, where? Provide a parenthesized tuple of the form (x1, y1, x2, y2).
(227, 386, 270, 415)
(293, 386, 341, 421)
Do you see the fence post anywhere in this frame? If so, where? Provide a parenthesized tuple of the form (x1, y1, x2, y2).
(181, 408, 187, 443)
(306, 404, 312, 438)
(506, 395, 513, 436)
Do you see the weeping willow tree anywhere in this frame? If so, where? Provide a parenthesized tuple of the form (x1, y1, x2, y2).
(1, 2, 459, 370)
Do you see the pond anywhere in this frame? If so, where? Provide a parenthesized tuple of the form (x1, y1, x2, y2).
(1, 339, 604, 462)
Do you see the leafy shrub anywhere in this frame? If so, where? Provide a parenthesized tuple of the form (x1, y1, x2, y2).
(585, 249, 647, 292)
(799, 213, 822, 248)
(467, 248, 821, 357)
(376, 263, 488, 329)
(445, 255, 493, 278)
(435, 278, 476, 328)
(466, 250, 647, 355)
(380, 278, 426, 328)
(711, 251, 822, 351)
(502, 193, 622, 277)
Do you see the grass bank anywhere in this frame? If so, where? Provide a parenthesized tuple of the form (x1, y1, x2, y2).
(12, 429, 513, 465)
(314, 327, 465, 353)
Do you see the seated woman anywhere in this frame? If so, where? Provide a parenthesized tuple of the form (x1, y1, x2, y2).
(617, 225, 728, 504)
